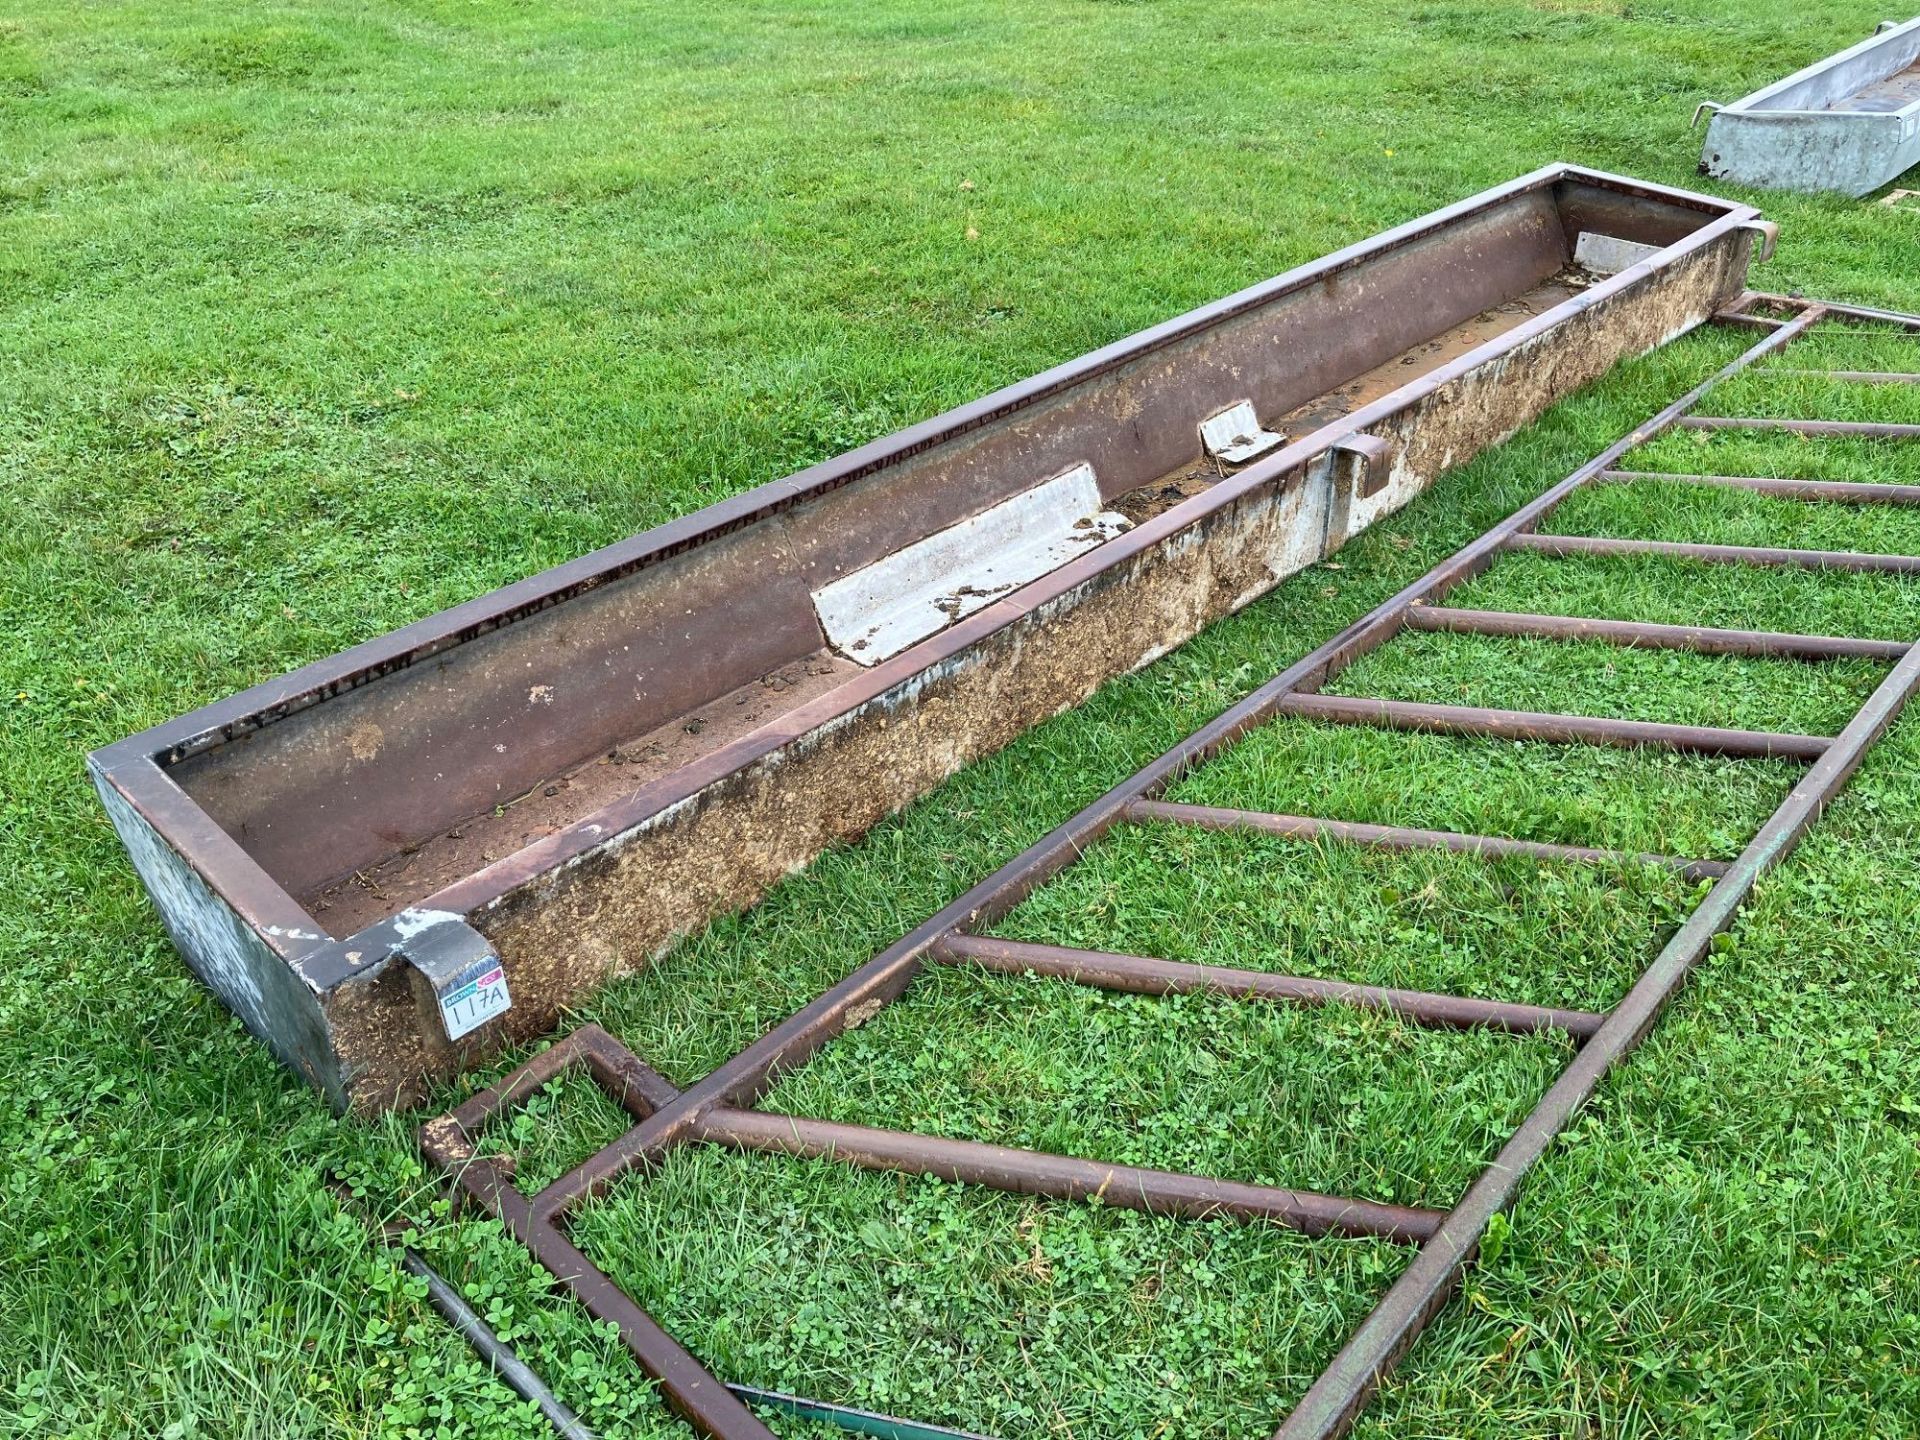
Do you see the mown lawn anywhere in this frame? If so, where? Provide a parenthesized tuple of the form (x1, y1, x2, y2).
(4, 2, 1920, 1437)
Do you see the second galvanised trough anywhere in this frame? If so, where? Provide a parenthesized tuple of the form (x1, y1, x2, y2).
(90, 164, 1777, 1109)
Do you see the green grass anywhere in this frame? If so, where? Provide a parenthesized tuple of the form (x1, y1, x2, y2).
(6, 1, 1920, 1437)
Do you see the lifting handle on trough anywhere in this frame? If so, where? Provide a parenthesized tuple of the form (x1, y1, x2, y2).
(1332, 432, 1394, 500)
(1690, 100, 1723, 132)
(362, 910, 515, 1049)
(1737, 219, 1779, 266)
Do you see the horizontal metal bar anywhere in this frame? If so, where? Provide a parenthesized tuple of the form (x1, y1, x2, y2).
(1509, 531, 1920, 576)
(1742, 292, 1920, 332)
(1712, 310, 1787, 332)
(1276, 692, 1830, 760)
(1598, 470, 1920, 505)
(1760, 370, 1920, 384)
(694, 1107, 1445, 1243)
(1123, 798, 1730, 882)
(1677, 416, 1920, 439)
(935, 932, 1606, 1040)
(1405, 605, 1909, 662)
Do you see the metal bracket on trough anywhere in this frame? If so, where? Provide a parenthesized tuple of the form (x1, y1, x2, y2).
(810, 462, 1131, 666)
(361, 910, 513, 1048)
(1336, 432, 1394, 499)
(1325, 432, 1395, 552)
(1201, 400, 1286, 465)
(1738, 220, 1781, 264)
(1574, 231, 1661, 276)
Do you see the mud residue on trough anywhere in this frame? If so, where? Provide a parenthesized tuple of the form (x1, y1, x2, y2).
(1276, 268, 1602, 436)
(1111, 460, 1227, 525)
(319, 223, 1755, 1111)
(306, 649, 860, 932)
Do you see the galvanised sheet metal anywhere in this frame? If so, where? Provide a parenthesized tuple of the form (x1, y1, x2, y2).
(1701, 17, 1920, 196)
(89, 166, 1772, 1111)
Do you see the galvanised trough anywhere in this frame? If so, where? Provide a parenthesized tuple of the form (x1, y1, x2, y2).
(1700, 17, 1920, 196)
(90, 165, 1774, 1110)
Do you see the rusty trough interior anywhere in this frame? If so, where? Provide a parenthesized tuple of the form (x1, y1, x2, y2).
(90, 165, 1779, 1113)
(422, 292, 1920, 1440)
(170, 172, 1737, 927)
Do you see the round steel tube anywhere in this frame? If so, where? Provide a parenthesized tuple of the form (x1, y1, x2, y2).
(1404, 604, 1910, 661)
(1277, 692, 1830, 760)
(1598, 470, 1920, 506)
(935, 931, 1607, 1040)
(1509, 531, 1920, 576)
(696, 1107, 1445, 1244)
(1124, 797, 1731, 881)
(1677, 415, 1920, 439)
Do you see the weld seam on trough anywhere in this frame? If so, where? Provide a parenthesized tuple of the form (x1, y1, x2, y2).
(1403, 605, 1912, 661)
(691, 1107, 1445, 1243)
(1509, 531, 1920, 575)
(1598, 470, 1920, 506)
(1122, 798, 1731, 882)
(933, 931, 1607, 1039)
(1274, 692, 1832, 760)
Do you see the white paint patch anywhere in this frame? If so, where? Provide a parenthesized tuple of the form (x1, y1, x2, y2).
(263, 924, 326, 943)
(812, 463, 1130, 666)
(391, 907, 468, 941)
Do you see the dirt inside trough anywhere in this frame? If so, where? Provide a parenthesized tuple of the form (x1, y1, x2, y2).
(303, 267, 1603, 936)
(304, 648, 861, 932)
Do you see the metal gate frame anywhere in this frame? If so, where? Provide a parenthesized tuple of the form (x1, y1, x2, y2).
(422, 290, 1920, 1440)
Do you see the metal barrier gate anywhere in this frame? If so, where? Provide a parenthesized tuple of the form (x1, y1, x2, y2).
(423, 290, 1920, 1440)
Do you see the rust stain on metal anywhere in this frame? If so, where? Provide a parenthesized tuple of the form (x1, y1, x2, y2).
(89, 167, 1774, 1110)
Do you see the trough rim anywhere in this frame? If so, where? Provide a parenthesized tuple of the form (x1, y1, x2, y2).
(1712, 15, 1920, 121)
(87, 163, 1764, 988)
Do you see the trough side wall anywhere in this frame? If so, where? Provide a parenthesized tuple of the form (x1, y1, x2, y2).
(320, 227, 1753, 1111)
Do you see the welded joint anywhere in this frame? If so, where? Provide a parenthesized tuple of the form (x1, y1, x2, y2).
(422, 1025, 682, 1183)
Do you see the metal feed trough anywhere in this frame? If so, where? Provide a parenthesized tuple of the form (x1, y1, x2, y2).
(1700, 17, 1920, 196)
(90, 165, 1776, 1111)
